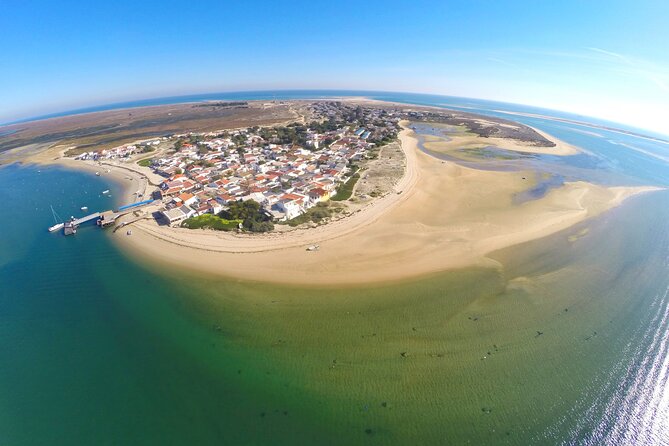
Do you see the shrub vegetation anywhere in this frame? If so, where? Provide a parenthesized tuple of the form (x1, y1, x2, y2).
(331, 169, 361, 201)
(220, 200, 274, 232)
(181, 214, 242, 231)
(283, 202, 339, 227)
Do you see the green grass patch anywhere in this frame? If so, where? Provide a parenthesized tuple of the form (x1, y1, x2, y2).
(137, 158, 153, 167)
(181, 214, 242, 231)
(331, 170, 360, 201)
(282, 202, 339, 227)
(458, 147, 519, 160)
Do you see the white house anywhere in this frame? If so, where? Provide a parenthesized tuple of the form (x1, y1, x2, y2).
(161, 205, 196, 226)
(275, 197, 304, 220)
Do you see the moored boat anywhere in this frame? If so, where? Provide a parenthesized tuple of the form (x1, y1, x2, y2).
(48, 222, 64, 232)
(48, 205, 64, 233)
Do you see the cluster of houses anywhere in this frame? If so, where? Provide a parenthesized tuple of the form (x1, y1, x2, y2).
(75, 101, 401, 228)
(154, 127, 376, 225)
(308, 101, 400, 139)
(74, 139, 163, 161)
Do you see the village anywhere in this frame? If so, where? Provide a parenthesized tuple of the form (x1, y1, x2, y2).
(74, 102, 401, 231)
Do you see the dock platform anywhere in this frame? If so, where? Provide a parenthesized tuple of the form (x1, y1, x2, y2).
(71, 212, 101, 226)
(48, 199, 158, 234)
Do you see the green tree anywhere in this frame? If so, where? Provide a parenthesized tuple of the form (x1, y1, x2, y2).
(247, 220, 274, 232)
(220, 200, 274, 232)
(224, 199, 261, 221)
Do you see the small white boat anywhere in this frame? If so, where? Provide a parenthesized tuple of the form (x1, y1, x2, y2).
(48, 223, 64, 232)
(48, 205, 64, 232)
(102, 189, 110, 194)
(81, 206, 88, 211)
(95, 172, 100, 176)
(306, 244, 320, 252)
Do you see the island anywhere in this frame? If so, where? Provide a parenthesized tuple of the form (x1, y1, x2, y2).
(8, 98, 661, 285)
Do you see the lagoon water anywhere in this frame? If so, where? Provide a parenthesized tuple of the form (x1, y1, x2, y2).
(1, 92, 668, 445)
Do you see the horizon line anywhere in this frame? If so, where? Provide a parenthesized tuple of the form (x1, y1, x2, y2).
(1, 88, 667, 141)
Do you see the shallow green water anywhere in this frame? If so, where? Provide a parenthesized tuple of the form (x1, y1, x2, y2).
(1, 163, 668, 445)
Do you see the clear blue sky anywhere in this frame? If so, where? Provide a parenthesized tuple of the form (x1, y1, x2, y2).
(1, 0, 667, 133)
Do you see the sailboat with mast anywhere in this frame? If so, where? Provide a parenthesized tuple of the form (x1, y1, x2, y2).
(48, 205, 64, 232)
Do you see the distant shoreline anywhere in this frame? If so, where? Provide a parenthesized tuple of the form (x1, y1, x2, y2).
(488, 109, 669, 146)
(3, 90, 666, 143)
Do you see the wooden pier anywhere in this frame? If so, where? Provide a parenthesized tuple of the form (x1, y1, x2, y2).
(49, 200, 157, 235)
(71, 212, 101, 226)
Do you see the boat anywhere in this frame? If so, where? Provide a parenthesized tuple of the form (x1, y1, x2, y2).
(81, 206, 88, 211)
(306, 244, 320, 251)
(48, 223, 64, 232)
(102, 189, 110, 194)
(48, 205, 64, 232)
(95, 172, 100, 176)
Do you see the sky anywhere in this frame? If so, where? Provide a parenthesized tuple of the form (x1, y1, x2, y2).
(1, 0, 668, 135)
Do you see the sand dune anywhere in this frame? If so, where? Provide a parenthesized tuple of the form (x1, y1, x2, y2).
(114, 124, 660, 284)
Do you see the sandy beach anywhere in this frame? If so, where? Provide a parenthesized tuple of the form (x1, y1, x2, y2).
(418, 121, 580, 156)
(106, 123, 660, 285)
